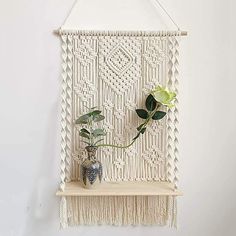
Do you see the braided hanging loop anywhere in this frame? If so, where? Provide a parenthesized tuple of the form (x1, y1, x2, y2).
(173, 36, 180, 190)
(166, 35, 180, 191)
(65, 35, 73, 182)
(166, 36, 174, 183)
(60, 35, 68, 191)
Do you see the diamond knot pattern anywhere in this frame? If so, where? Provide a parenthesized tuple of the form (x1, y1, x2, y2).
(74, 78, 96, 101)
(74, 43, 97, 66)
(125, 123, 136, 135)
(106, 44, 134, 75)
(125, 147, 137, 158)
(103, 99, 114, 110)
(142, 146, 164, 167)
(99, 38, 141, 95)
(114, 134, 125, 145)
(125, 100, 137, 111)
(147, 120, 165, 136)
(103, 121, 114, 133)
(144, 45, 166, 68)
(142, 80, 157, 95)
(113, 158, 125, 169)
(114, 109, 125, 120)
(102, 147, 113, 156)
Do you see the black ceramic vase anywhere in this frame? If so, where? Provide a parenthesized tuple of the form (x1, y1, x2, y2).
(80, 146, 103, 188)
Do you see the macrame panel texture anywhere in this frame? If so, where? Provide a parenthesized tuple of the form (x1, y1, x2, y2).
(60, 31, 180, 185)
(59, 31, 180, 228)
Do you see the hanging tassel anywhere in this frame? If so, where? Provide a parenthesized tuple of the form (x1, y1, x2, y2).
(172, 196, 177, 228)
(167, 196, 177, 228)
(60, 197, 68, 229)
(62, 196, 177, 227)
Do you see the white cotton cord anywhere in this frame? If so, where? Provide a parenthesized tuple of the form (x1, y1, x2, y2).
(61, 0, 79, 28)
(65, 196, 176, 226)
(60, 35, 68, 191)
(65, 35, 73, 182)
(151, 0, 181, 30)
(166, 36, 174, 183)
(173, 36, 180, 191)
(60, 197, 68, 229)
(59, 0, 181, 31)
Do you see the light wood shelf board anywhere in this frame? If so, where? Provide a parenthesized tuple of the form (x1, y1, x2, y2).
(56, 181, 182, 196)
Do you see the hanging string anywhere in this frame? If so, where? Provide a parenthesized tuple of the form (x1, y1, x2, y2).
(61, 0, 78, 27)
(55, 0, 187, 35)
(151, 0, 180, 30)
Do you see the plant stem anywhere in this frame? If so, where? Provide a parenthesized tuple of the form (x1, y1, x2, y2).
(142, 105, 160, 128)
(97, 140, 135, 149)
(89, 116, 93, 146)
(97, 105, 160, 149)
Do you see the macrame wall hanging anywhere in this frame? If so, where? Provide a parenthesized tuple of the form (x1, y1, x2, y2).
(55, 0, 187, 229)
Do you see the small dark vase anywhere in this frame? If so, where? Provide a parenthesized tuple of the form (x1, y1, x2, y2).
(80, 146, 102, 189)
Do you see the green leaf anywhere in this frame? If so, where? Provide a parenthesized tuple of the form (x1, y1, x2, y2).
(94, 139, 104, 145)
(92, 128, 106, 137)
(79, 131, 90, 139)
(91, 110, 103, 121)
(80, 128, 90, 134)
(136, 109, 148, 119)
(140, 127, 146, 134)
(91, 110, 102, 116)
(75, 114, 90, 124)
(152, 111, 166, 120)
(93, 114, 105, 122)
(145, 94, 157, 111)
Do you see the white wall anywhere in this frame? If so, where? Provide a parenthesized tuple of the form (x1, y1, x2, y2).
(0, 0, 235, 236)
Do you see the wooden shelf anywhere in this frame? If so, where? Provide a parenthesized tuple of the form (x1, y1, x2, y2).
(56, 181, 182, 197)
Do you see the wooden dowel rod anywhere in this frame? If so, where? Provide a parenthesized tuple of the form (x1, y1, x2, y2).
(53, 29, 188, 36)
(53, 30, 60, 35)
(181, 31, 188, 36)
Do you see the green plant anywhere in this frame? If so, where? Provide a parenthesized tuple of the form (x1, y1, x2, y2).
(132, 85, 177, 141)
(76, 85, 176, 149)
(75, 107, 106, 146)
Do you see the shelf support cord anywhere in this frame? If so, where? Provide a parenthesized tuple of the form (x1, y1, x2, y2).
(62, 0, 181, 31)
(151, 0, 180, 30)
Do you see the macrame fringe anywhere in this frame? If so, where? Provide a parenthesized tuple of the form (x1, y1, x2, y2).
(59, 196, 177, 227)
(60, 197, 68, 229)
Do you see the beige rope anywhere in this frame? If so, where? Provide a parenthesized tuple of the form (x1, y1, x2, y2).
(151, 0, 180, 30)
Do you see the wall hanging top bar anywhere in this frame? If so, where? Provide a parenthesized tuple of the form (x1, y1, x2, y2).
(53, 29, 187, 36)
